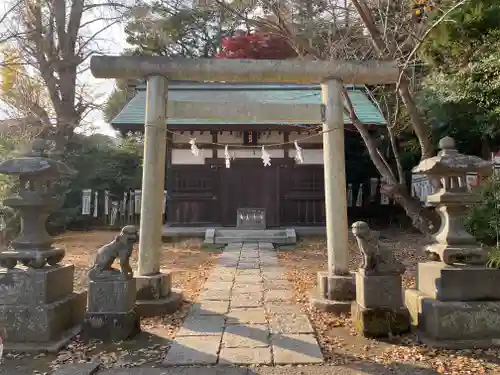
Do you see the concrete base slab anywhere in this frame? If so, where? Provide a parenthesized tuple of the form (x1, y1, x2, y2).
(309, 291, 352, 314)
(136, 289, 183, 317)
(3, 324, 82, 353)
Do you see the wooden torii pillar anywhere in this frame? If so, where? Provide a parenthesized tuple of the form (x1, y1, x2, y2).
(91, 56, 399, 314)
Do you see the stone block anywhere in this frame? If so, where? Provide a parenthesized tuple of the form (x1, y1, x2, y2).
(309, 291, 352, 314)
(317, 271, 355, 301)
(0, 265, 74, 305)
(355, 271, 403, 309)
(219, 347, 272, 365)
(163, 335, 222, 365)
(81, 309, 140, 342)
(285, 229, 297, 244)
(351, 302, 410, 338)
(222, 324, 270, 347)
(0, 291, 86, 344)
(136, 272, 172, 300)
(87, 279, 135, 313)
(417, 262, 500, 301)
(271, 334, 323, 364)
(204, 228, 216, 244)
(419, 298, 500, 342)
(135, 288, 183, 317)
(404, 288, 431, 326)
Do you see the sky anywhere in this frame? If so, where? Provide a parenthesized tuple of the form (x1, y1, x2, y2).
(0, 6, 132, 138)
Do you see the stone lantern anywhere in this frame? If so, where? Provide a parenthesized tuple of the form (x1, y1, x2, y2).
(405, 137, 500, 349)
(0, 139, 76, 269)
(412, 136, 492, 265)
(0, 139, 85, 352)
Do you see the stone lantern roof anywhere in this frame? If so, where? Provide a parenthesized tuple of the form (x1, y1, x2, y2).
(0, 139, 76, 178)
(412, 137, 492, 176)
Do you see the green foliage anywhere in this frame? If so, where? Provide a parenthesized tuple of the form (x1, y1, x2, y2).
(58, 134, 143, 228)
(418, 0, 500, 156)
(486, 246, 500, 269)
(465, 177, 500, 247)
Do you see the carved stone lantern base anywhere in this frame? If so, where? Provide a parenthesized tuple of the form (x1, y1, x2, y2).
(0, 247, 65, 269)
(0, 265, 86, 352)
(405, 262, 500, 348)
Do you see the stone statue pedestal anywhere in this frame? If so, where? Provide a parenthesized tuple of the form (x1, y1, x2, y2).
(0, 265, 86, 352)
(309, 271, 355, 314)
(405, 262, 500, 348)
(82, 278, 140, 342)
(135, 272, 183, 317)
(351, 269, 410, 337)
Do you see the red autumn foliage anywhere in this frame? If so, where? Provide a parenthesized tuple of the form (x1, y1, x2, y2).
(216, 31, 297, 59)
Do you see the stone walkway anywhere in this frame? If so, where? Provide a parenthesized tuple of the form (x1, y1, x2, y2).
(163, 242, 323, 366)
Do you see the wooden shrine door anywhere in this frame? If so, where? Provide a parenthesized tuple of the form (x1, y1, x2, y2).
(221, 159, 279, 227)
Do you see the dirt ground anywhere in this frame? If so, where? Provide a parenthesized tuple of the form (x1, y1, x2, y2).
(279, 232, 500, 375)
(3, 230, 500, 375)
(2, 230, 219, 374)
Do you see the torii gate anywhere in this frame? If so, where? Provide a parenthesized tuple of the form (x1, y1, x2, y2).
(90, 56, 399, 313)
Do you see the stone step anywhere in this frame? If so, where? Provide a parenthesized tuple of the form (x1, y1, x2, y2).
(204, 229, 296, 246)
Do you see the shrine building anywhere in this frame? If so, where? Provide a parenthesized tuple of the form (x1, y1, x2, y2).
(110, 81, 386, 227)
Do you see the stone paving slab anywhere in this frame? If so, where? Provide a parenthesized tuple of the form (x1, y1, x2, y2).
(233, 284, 263, 293)
(226, 307, 267, 324)
(231, 293, 263, 308)
(222, 324, 270, 347)
(176, 315, 225, 336)
(163, 242, 323, 365)
(52, 362, 101, 375)
(219, 347, 273, 365)
(234, 275, 262, 283)
(265, 303, 303, 315)
(237, 263, 260, 269)
(271, 334, 323, 364)
(198, 289, 232, 301)
(236, 269, 261, 276)
(263, 280, 293, 290)
(191, 301, 230, 315)
(264, 289, 293, 302)
(96, 364, 440, 375)
(163, 335, 222, 365)
(202, 282, 234, 291)
(269, 314, 314, 334)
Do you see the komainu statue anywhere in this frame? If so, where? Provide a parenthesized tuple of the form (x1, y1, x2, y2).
(88, 225, 138, 281)
(351, 221, 405, 275)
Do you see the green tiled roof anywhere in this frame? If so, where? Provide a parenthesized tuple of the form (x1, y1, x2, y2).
(111, 82, 386, 126)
